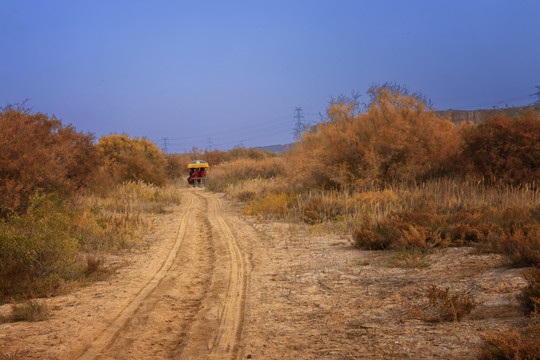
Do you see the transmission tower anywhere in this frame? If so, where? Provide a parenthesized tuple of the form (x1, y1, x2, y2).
(532, 86, 540, 104)
(293, 107, 305, 140)
(161, 137, 169, 154)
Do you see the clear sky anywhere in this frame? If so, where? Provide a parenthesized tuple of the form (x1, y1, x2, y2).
(1, 0, 539, 152)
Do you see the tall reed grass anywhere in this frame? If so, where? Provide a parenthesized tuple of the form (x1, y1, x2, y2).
(220, 177, 539, 266)
(225, 177, 539, 225)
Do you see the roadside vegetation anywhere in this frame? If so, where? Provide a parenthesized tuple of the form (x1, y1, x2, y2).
(2, 83, 539, 356)
(206, 83, 540, 357)
(0, 105, 181, 316)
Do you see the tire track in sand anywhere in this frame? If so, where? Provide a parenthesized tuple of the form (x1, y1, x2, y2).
(205, 192, 248, 360)
(79, 190, 249, 360)
(78, 195, 197, 360)
(176, 192, 249, 360)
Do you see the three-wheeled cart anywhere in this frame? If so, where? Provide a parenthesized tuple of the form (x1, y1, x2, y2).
(187, 160, 209, 187)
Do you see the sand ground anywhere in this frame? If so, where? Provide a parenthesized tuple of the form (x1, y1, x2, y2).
(0, 188, 529, 359)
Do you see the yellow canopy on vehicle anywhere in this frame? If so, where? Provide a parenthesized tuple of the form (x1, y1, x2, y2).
(187, 160, 209, 168)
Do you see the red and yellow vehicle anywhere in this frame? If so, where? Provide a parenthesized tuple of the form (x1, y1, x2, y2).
(187, 160, 209, 186)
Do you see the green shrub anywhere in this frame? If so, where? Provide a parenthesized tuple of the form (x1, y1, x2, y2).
(0, 194, 80, 299)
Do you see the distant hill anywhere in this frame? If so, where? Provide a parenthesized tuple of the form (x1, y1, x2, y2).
(253, 143, 295, 154)
(252, 105, 539, 153)
(435, 104, 540, 124)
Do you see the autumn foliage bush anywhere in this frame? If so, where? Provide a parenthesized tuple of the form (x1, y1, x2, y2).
(96, 134, 167, 187)
(458, 111, 540, 185)
(286, 84, 460, 190)
(0, 106, 182, 301)
(0, 107, 98, 216)
(164, 153, 191, 180)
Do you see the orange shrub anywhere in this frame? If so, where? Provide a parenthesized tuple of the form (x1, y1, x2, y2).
(223, 147, 277, 162)
(203, 149, 225, 166)
(96, 134, 167, 186)
(0, 107, 98, 216)
(164, 153, 191, 180)
(352, 202, 540, 267)
(287, 84, 459, 190)
(458, 111, 540, 185)
(480, 324, 540, 360)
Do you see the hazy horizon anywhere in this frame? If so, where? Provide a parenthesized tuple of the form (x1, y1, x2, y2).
(2, 0, 539, 152)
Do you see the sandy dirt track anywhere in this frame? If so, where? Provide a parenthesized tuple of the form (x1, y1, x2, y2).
(0, 189, 252, 360)
(0, 188, 530, 359)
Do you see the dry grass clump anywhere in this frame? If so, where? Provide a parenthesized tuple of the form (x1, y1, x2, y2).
(479, 324, 540, 360)
(76, 181, 181, 250)
(224, 178, 289, 202)
(7, 298, 50, 322)
(89, 180, 181, 214)
(411, 285, 478, 322)
(352, 201, 539, 267)
(0, 349, 30, 360)
(219, 176, 538, 267)
(207, 157, 285, 192)
(518, 267, 540, 316)
(386, 248, 430, 268)
(479, 268, 540, 359)
(243, 192, 296, 219)
(297, 192, 346, 224)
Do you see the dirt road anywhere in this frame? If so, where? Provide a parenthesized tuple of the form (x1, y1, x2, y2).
(0, 188, 529, 359)
(0, 189, 252, 360)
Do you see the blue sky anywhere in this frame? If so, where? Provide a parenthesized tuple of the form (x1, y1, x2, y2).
(1, 0, 539, 152)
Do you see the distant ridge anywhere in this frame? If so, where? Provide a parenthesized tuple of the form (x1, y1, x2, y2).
(253, 143, 295, 154)
(435, 104, 540, 124)
(252, 105, 539, 154)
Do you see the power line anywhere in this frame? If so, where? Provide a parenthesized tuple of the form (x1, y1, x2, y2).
(293, 107, 305, 140)
(163, 121, 293, 144)
(161, 137, 168, 154)
(448, 94, 532, 110)
(167, 125, 293, 150)
(532, 86, 540, 104)
(161, 115, 293, 141)
(149, 111, 322, 152)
